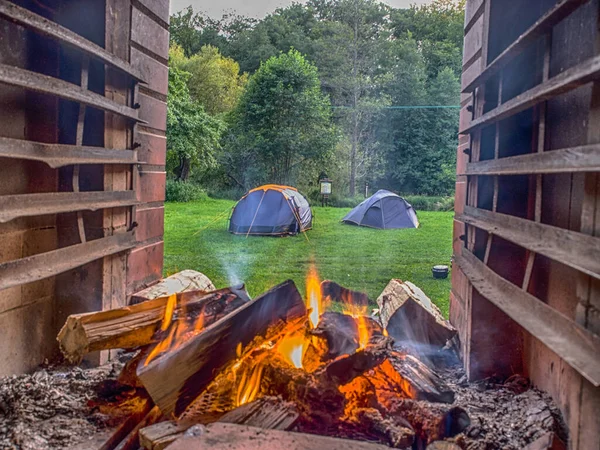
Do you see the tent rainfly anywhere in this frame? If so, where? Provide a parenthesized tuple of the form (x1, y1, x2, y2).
(342, 190, 419, 229)
(229, 185, 313, 236)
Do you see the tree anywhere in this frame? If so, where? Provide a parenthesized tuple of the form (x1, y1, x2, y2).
(226, 50, 336, 187)
(166, 56, 224, 182)
(174, 45, 248, 116)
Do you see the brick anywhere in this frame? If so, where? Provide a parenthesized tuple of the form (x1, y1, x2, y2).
(131, 6, 169, 58)
(138, 92, 167, 131)
(127, 241, 164, 295)
(135, 129, 167, 165)
(131, 47, 168, 96)
(136, 170, 166, 203)
(136, 206, 165, 242)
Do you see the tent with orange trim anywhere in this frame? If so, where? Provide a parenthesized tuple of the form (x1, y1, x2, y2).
(229, 185, 313, 236)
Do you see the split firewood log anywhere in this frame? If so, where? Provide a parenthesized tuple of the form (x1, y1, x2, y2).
(377, 279, 456, 348)
(130, 270, 215, 305)
(57, 286, 250, 364)
(137, 280, 307, 417)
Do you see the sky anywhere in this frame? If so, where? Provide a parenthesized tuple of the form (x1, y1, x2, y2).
(169, 0, 435, 19)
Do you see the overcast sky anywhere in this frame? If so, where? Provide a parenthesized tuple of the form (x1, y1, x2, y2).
(170, 0, 435, 19)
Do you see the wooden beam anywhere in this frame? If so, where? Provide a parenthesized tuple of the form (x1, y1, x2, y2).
(167, 423, 394, 450)
(0, 191, 137, 223)
(0, 231, 135, 291)
(0, 136, 138, 168)
(0, 63, 141, 122)
(455, 249, 600, 386)
(457, 206, 600, 280)
(461, 53, 600, 134)
(462, 0, 589, 93)
(464, 144, 600, 175)
(0, 0, 143, 81)
(137, 280, 307, 417)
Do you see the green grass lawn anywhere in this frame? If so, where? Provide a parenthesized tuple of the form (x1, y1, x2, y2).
(164, 198, 454, 316)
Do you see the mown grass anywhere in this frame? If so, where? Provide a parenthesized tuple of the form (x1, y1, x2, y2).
(164, 198, 454, 316)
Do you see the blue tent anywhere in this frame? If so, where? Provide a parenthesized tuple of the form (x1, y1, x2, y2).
(229, 185, 312, 236)
(342, 190, 419, 229)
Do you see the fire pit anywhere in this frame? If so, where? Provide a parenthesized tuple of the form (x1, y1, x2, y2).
(0, 270, 567, 450)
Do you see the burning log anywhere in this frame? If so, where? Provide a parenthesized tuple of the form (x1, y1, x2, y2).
(321, 280, 370, 307)
(166, 423, 397, 450)
(57, 286, 250, 364)
(351, 408, 415, 448)
(137, 280, 307, 417)
(376, 279, 455, 348)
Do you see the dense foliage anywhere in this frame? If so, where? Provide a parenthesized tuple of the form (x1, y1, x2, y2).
(167, 0, 464, 197)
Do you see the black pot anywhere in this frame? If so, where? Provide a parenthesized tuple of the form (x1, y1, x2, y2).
(432, 265, 449, 279)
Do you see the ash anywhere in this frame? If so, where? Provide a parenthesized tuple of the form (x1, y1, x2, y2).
(0, 357, 567, 450)
(438, 365, 568, 450)
(0, 360, 133, 450)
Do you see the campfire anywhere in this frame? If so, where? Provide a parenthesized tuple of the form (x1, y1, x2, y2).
(52, 267, 556, 450)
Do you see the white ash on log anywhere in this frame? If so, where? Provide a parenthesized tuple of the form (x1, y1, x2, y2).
(377, 279, 456, 348)
(57, 286, 250, 364)
(522, 432, 567, 450)
(130, 270, 215, 305)
(166, 423, 397, 450)
(137, 280, 307, 417)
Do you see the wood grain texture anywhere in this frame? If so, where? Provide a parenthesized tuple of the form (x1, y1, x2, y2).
(457, 206, 600, 280)
(455, 249, 600, 386)
(131, 7, 169, 58)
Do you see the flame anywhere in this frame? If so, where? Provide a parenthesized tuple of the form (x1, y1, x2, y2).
(343, 305, 371, 350)
(277, 333, 307, 369)
(161, 294, 177, 331)
(235, 362, 264, 406)
(383, 328, 389, 337)
(356, 314, 369, 350)
(144, 294, 209, 367)
(306, 265, 322, 329)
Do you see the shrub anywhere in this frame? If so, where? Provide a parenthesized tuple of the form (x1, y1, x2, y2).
(404, 195, 454, 212)
(206, 186, 246, 201)
(166, 180, 207, 202)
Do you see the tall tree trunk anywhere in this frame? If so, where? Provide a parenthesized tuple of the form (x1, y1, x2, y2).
(178, 157, 191, 182)
(349, 0, 359, 197)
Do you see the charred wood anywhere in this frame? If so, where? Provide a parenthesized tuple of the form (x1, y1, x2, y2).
(137, 280, 307, 417)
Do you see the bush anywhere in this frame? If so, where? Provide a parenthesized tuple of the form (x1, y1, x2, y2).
(206, 186, 246, 201)
(404, 195, 454, 212)
(166, 180, 207, 202)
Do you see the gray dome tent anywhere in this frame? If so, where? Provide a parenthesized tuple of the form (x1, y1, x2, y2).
(229, 185, 312, 236)
(342, 190, 419, 229)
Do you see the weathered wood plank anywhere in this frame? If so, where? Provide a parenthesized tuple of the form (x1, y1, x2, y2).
(0, 231, 136, 291)
(0, 136, 138, 167)
(0, 0, 143, 81)
(131, 7, 169, 58)
(167, 423, 394, 450)
(0, 64, 141, 121)
(137, 280, 307, 417)
(457, 206, 600, 280)
(463, 0, 589, 93)
(0, 191, 137, 223)
(464, 144, 600, 175)
(130, 47, 168, 96)
(461, 53, 600, 134)
(455, 249, 600, 386)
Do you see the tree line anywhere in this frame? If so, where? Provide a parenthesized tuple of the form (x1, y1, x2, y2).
(167, 0, 464, 199)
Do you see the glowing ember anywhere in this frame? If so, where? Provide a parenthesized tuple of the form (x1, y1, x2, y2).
(306, 265, 322, 329)
(383, 328, 389, 337)
(278, 333, 307, 369)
